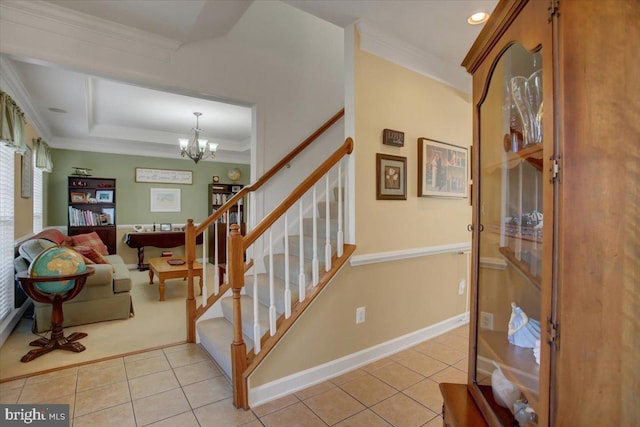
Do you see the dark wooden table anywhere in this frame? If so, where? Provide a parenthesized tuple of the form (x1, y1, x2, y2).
(125, 231, 203, 270)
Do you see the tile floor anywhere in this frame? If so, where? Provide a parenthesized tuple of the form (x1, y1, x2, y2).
(0, 325, 469, 426)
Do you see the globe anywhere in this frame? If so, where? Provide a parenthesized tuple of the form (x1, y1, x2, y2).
(28, 246, 87, 295)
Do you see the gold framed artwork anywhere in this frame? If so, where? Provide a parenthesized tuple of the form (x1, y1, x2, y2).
(418, 138, 468, 198)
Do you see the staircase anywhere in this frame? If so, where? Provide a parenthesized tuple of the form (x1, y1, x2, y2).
(182, 109, 355, 409)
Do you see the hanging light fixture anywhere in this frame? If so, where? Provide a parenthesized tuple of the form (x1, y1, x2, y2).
(179, 112, 218, 164)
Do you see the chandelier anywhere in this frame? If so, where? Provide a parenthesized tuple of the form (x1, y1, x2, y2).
(179, 112, 218, 164)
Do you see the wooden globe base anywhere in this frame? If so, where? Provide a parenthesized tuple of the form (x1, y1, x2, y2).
(16, 268, 94, 363)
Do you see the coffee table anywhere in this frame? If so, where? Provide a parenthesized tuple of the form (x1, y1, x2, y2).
(148, 257, 203, 301)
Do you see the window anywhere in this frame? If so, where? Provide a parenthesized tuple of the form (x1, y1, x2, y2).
(33, 155, 43, 233)
(0, 145, 15, 323)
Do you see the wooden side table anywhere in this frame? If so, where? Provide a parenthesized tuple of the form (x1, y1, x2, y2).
(16, 268, 94, 362)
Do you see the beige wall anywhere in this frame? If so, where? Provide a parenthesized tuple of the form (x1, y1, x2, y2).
(13, 122, 42, 239)
(250, 30, 472, 387)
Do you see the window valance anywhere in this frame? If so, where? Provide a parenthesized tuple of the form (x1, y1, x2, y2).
(0, 90, 27, 154)
(33, 137, 53, 172)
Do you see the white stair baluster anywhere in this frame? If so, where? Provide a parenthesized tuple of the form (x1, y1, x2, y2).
(298, 200, 306, 301)
(268, 228, 276, 336)
(253, 246, 260, 354)
(213, 222, 219, 295)
(312, 185, 319, 286)
(325, 175, 332, 271)
(337, 160, 344, 257)
(284, 213, 291, 318)
(201, 228, 207, 307)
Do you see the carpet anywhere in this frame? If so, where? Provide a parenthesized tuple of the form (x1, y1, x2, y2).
(0, 267, 218, 381)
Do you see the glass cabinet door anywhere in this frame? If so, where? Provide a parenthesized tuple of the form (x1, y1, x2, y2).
(474, 43, 545, 426)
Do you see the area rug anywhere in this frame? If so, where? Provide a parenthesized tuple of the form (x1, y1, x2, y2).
(0, 267, 218, 381)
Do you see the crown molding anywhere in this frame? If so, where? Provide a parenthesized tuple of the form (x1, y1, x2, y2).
(356, 20, 471, 94)
(0, 56, 53, 141)
(0, 0, 181, 62)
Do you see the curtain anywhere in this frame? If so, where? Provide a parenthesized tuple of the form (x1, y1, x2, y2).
(0, 90, 26, 154)
(33, 137, 53, 172)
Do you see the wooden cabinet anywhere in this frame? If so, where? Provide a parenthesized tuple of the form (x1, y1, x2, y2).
(208, 183, 244, 264)
(442, 1, 639, 426)
(67, 176, 117, 254)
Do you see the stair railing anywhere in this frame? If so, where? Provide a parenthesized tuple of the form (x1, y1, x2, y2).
(228, 136, 354, 408)
(185, 108, 344, 341)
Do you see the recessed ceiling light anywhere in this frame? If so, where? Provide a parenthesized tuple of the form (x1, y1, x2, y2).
(467, 12, 489, 25)
(48, 107, 67, 113)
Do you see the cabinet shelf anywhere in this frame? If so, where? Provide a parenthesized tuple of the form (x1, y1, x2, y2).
(499, 246, 541, 290)
(478, 330, 539, 411)
(484, 143, 543, 173)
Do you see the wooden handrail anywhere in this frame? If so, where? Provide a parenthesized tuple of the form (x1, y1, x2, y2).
(244, 137, 353, 248)
(195, 108, 344, 235)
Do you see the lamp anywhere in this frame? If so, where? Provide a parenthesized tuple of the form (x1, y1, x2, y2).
(179, 112, 218, 164)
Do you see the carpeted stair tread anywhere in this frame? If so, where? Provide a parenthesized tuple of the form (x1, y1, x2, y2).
(244, 273, 299, 314)
(267, 253, 323, 285)
(302, 218, 338, 238)
(287, 235, 336, 261)
(221, 295, 269, 340)
(197, 317, 254, 380)
(317, 201, 339, 219)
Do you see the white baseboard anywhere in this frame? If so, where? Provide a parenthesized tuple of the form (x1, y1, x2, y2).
(248, 312, 469, 407)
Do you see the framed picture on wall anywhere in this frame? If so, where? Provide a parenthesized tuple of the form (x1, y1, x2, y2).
(376, 153, 407, 200)
(418, 137, 468, 198)
(150, 188, 181, 212)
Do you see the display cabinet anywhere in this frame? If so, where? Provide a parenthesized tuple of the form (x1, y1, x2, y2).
(68, 176, 117, 254)
(208, 183, 245, 264)
(442, 0, 638, 426)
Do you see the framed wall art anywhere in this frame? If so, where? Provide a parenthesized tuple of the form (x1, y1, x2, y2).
(95, 190, 113, 203)
(376, 153, 407, 200)
(136, 168, 193, 184)
(150, 188, 181, 212)
(382, 129, 404, 147)
(418, 137, 468, 198)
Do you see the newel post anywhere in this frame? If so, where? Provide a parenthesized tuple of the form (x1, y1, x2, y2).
(185, 219, 197, 343)
(229, 224, 248, 409)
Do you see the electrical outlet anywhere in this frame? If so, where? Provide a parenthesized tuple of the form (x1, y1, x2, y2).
(356, 307, 366, 324)
(480, 311, 494, 330)
(458, 279, 466, 295)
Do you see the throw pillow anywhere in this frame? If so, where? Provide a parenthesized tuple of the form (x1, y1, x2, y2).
(71, 232, 108, 255)
(73, 246, 110, 265)
(18, 239, 57, 263)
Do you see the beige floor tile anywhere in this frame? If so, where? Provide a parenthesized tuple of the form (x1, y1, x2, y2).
(74, 380, 130, 417)
(371, 393, 437, 427)
(129, 370, 180, 400)
(164, 345, 210, 369)
(19, 374, 77, 404)
(294, 380, 336, 400)
(77, 357, 123, 373)
(304, 386, 366, 425)
(0, 378, 26, 390)
(369, 361, 425, 390)
(334, 409, 392, 427)
(388, 348, 419, 362)
(450, 325, 470, 337)
(403, 379, 444, 413)
(125, 354, 171, 379)
(77, 364, 126, 392)
(395, 351, 449, 378)
(147, 410, 199, 427)
(162, 343, 193, 354)
(339, 374, 397, 407)
(331, 368, 367, 386)
(429, 366, 467, 384)
(132, 388, 191, 426)
(182, 376, 232, 409)
(47, 393, 76, 420)
(361, 357, 394, 373)
(432, 333, 469, 351)
(252, 393, 299, 417)
(123, 349, 164, 363)
(413, 341, 466, 365)
(0, 386, 21, 404)
(172, 359, 222, 386)
(194, 397, 258, 427)
(423, 414, 444, 426)
(73, 402, 135, 427)
(259, 401, 326, 427)
(242, 420, 266, 427)
(24, 367, 77, 385)
(453, 357, 468, 372)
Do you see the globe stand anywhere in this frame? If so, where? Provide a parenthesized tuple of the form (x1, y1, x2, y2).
(16, 268, 94, 363)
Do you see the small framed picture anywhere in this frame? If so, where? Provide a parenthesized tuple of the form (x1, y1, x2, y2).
(383, 129, 404, 147)
(231, 185, 242, 193)
(376, 153, 407, 200)
(101, 207, 115, 225)
(95, 190, 114, 203)
(70, 192, 88, 203)
(160, 223, 172, 231)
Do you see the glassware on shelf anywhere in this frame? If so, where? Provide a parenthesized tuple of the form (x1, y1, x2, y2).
(510, 70, 543, 147)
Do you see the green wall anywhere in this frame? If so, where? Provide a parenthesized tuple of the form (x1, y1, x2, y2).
(48, 149, 250, 227)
